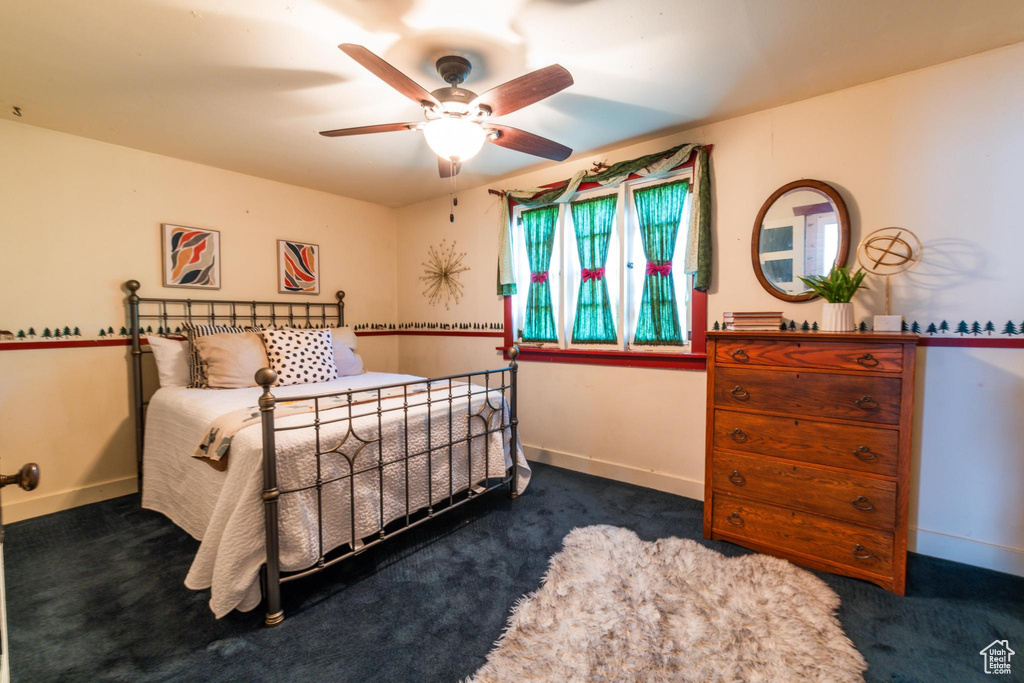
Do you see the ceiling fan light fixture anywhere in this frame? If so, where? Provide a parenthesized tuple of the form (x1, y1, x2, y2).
(423, 117, 486, 162)
(441, 100, 470, 115)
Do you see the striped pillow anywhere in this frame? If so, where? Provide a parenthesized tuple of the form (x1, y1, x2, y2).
(182, 323, 254, 388)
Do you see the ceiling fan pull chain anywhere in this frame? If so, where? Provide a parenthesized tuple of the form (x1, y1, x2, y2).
(450, 160, 456, 222)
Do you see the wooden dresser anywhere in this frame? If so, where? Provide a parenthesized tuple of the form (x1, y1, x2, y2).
(704, 331, 918, 594)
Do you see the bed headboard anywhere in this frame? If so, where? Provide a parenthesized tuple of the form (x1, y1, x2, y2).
(123, 279, 345, 481)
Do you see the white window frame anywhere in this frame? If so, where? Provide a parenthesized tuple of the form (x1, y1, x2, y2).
(511, 167, 695, 353)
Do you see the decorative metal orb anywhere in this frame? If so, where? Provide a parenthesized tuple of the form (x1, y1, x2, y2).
(857, 227, 921, 276)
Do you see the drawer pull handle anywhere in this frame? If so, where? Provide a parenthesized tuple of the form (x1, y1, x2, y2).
(727, 512, 744, 526)
(856, 353, 879, 367)
(730, 349, 750, 362)
(851, 544, 873, 560)
(853, 446, 877, 461)
(850, 496, 875, 511)
(730, 428, 748, 443)
(730, 386, 750, 401)
(854, 396, 880, 411)
(728, 470, 746, 485)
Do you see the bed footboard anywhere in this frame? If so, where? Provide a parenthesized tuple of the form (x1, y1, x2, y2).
(256, 348, 521, 627)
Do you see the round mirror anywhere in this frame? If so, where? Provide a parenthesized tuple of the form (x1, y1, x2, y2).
(751, 179, 850, 301)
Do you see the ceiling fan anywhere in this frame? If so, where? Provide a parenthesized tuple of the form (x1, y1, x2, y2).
(320, 44, 574, 177)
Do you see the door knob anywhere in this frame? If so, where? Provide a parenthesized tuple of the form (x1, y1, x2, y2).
(0, 463, 40, 491)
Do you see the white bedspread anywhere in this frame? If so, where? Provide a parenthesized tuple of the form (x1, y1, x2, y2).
(142, 372, 530, 617)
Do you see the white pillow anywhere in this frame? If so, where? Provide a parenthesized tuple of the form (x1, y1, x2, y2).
(333, 346, 365, 377)
(331, 326, 357, 351)
(146, 336, 189, 388)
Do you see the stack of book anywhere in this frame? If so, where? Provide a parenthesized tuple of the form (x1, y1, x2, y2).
(723, 311, 784, 331)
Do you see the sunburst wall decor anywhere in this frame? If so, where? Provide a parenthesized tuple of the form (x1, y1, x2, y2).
(420, 239, 470, 309)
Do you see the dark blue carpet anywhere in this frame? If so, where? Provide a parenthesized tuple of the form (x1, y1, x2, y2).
(4, 462, 1022, 681)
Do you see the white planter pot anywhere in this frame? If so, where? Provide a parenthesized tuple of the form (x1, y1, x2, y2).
(821, 302, 855, 332)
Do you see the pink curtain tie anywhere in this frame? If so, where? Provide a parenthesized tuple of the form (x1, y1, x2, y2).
(645, 261, 673, 277)
(530, 271, 549, 284)
(581, 267, 606, 282)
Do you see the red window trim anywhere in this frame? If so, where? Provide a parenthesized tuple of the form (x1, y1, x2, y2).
(497, 344, 707, 370)
(501, 146, 710, 370)
(500, 290, 707, 369)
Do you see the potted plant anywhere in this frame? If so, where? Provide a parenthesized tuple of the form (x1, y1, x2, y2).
(798, 266, 867, 332)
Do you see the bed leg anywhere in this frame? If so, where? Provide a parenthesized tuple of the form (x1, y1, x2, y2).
(257, 367, 285, 627)
(508, 346, 519, 500)
(266, 608, 284, 627)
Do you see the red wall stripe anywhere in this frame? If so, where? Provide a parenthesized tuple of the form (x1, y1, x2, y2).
(4, 329, 1019, 352)
(0, 329, 504, 350)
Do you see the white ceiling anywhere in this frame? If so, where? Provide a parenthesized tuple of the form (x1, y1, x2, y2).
(3, 0, 1024, 207)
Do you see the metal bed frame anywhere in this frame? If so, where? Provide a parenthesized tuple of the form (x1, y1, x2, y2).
(124, 280, 520, 626)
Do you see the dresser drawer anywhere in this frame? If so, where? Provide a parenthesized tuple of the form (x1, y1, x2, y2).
(712, 452, 896, 528)
(712, 493, 894, 575)
(715, 339, 904, 372)
(714, 367, 902, 424)
(713, 410, 899, 476)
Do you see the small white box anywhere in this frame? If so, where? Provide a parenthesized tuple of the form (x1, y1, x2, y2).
(873, 315, 903, 332)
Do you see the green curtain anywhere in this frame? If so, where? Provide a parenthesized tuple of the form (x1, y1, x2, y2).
(496, 142, 711, 296)
(634, 180, 688, 345)
(521, 206, 559, 342)
(570, 196, 617, 344)
(692, 147, 712, 292)
(496, 194, 517, 296)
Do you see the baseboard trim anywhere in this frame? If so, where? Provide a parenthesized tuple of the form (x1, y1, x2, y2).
(523, 445, 705, 501)
(908, 526, 1024, 577)
(1, 476, 138, 523)
(525, 445, 1024, 578)
(7, 456, 1023, 578)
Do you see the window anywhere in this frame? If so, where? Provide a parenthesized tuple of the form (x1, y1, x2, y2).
(511, 169, 695, 354)
(569, 195, 619, 344)
(519, 205, 560, 343)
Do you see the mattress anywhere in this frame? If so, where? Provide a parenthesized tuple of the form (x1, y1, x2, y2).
(142, 371, 530, 617)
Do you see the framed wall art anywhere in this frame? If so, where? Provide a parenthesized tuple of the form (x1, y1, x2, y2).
(278, 239, 319, 294)
(162, 224, 220, 289)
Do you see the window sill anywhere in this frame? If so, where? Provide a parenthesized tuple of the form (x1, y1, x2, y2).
(497, 344, 707, 370)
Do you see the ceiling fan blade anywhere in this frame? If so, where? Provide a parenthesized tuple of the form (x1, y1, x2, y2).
(339, 44, 440, 108)
(319, 122, 422, 137)
(485, 124, 572, 161)
(471, 65, 573, 117)
(438, 158, 462, 178)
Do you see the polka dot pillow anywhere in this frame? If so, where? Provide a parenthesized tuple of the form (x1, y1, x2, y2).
(259, 328, 338, 386)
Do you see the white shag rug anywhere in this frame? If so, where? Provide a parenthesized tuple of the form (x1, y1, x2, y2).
(469, 526, 867, 682)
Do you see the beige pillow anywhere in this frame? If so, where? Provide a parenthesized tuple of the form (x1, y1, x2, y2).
(193, 331, 270, 389)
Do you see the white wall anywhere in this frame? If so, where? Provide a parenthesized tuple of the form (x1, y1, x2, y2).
(395, 43, 1024, 576)
(0, 121, 399, 522)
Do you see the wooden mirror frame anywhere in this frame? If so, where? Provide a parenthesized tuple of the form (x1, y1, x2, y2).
(751, 179, 850, 302)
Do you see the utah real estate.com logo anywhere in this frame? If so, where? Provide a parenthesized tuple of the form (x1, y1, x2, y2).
(979, 640, 1015, 675)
